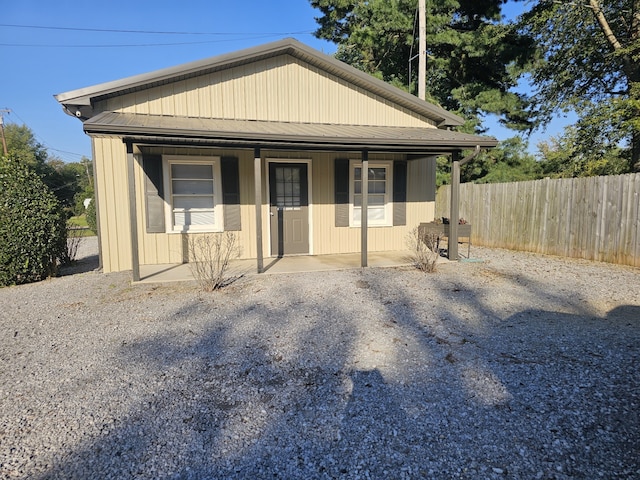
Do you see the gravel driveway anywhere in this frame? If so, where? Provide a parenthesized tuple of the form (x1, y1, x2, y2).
(1, 237, 639, 479)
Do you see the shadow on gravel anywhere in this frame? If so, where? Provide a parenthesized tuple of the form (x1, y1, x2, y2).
(360, 271, 640, 478)
(58, 237, 100, 276)
(34, 282, 358, 478)
(32, 269, 639, 479)
(58, 254, 100, 276)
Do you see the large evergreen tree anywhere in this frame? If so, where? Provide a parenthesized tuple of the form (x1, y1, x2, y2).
(310, 0, 535, 133)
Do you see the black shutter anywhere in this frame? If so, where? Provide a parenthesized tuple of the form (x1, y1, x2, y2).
(142, 155, 165, 233)
(393, 160, 407, 226)
(334, 158, 350, 227)
(221, 156, 241, 231)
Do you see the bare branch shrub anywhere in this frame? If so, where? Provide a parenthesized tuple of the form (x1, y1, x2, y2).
(62, 227, 83, 265)
(188, 232, 240, 291)
(406, 227, 439, 273)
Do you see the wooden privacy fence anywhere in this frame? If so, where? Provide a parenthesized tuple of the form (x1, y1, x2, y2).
(435, 173, 640, 267)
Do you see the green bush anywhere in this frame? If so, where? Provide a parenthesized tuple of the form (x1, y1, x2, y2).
(0, 159, 67, 286)
(85, 196, 97, 235)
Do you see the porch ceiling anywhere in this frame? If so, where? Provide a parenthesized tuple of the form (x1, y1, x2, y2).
(84, 111, 498, 153)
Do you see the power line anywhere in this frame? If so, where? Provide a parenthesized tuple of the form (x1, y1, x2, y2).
(0, 36, 300, 48)
(0, 32, 314, 49)
(0, 23, 314, 36)
(0, 23, 314, 48)
(4, 109, 88, 162)
(47, 148, 86, 160)
(0, 23, 313, 49)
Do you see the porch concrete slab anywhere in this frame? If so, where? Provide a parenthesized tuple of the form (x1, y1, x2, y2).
(137, 250, 424, 283)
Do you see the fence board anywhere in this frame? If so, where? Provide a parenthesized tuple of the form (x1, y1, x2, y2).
(435, 173, 640, 267)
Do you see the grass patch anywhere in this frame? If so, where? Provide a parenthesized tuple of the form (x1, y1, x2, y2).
(68, 215, 88, 228)
(68, 215, 95, 237)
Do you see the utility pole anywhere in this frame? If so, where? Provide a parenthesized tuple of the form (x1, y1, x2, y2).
(418, 0, 426, 100)
(0, 109, 10, 156)
(81, 156, 93, 188)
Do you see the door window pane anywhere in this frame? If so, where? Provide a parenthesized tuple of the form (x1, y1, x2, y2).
(275, 166, 302, 208)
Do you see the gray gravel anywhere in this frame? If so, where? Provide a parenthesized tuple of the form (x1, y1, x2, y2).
(1, 236, 639, 479)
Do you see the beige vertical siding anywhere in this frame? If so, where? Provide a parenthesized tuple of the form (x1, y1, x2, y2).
(96, 56, 436, 129)
(92, 137, 132, 273)
(94, 141, 437, 272)
(309, 153, 436, 255)
(133, 147, 263, 268)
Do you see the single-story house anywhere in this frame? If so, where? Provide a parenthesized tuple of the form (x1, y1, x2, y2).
(55, 38, 497, 279)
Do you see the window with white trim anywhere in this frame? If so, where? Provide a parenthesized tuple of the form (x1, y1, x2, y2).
(350, 161, 393, 226)
(164, 156, 223, 233)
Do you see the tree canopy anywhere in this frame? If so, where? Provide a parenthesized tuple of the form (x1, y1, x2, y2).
(311, 0, 535, 133)
(311, 0, 639, 180)
(518, 0, 640, 172)
(537, 126, 630, 178)
(3, 123, 93, 210)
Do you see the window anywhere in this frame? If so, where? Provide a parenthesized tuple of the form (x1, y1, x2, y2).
(164, 156, 223, 232)
(275, 165, 302, 209)
(350, 161, 393, 226)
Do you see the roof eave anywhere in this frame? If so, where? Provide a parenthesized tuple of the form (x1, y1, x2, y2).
(83, 122, 497, 151)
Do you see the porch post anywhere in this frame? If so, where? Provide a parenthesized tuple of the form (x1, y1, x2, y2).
(449, 146, 480, 260)
(126, 142, 141, 281)
(361, 149, 368, 267)
(449, 150, 460, 260)
(254, 147, 264, 273)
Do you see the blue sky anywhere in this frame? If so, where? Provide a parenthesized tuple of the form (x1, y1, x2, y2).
(1, 1, 570, 163)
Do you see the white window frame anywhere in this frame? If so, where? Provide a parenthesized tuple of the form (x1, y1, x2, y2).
(349, 159, 393, 227)
(163, 155, 224, 233)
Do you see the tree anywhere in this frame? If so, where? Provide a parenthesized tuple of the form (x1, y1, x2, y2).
(519, 0, 640, 172)
(310, 0, 536, 132)
(537, 126, 630, 178)
(3, 124, 92, 209)
(3, 123, 50, 175)
(462, 136, 541, 183)
(435, 136, 540, 185)
(46, 158, 80, 209)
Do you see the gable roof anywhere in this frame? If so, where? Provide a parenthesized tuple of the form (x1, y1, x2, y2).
(55, 38, 464, 128)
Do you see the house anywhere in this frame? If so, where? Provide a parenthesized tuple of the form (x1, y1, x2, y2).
(55, 38, 497, 280)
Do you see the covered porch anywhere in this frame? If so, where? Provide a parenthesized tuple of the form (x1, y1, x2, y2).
(90, 117, 496, 282)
